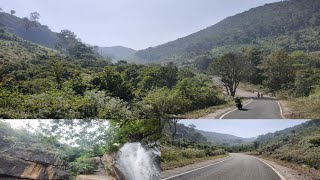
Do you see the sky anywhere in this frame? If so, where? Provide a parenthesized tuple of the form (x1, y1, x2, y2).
(1, 0, 281, 49)
(181, 119, 308, 138)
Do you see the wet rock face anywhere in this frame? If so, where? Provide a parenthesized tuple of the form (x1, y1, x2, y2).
(0, 137, 69, 180)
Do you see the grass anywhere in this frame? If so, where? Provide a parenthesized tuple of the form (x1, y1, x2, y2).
(287, 88, 320, 119)
(249, 153, 320, 179)
(179, 100, 234, 119)
(161, 146, 228, 170)
(161, 154, 228, 170)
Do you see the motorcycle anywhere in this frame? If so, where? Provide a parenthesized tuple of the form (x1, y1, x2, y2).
(235, 98, 243, 110)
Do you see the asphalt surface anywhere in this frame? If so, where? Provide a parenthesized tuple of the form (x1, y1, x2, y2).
(219, 97, 283, 119)
(162, 154, 281, 180)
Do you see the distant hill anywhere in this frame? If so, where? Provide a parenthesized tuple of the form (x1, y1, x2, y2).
(196, 129, 255, 146)
(135, 0, 320, 64)
(174, 123, 255, 146)
(0, 12, 58, 48)
(96, 46, 136, 61)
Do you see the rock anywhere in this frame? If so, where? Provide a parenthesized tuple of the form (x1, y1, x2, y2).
(0, 137, 69, 179)
(101, 153, 116, 176)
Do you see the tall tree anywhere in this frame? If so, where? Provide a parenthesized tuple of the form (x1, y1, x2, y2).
(21, 12, 40, 32)
(29, 12, 40, 22)
(10, 10, 16, 15)
(209, 52, 253, 96)
(265, 50, 295, 92)
(242, 47, 264, 84)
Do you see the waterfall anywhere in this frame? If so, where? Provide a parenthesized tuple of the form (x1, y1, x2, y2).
(115, 142, 160, 180)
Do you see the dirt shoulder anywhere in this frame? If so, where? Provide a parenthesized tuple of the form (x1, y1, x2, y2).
(278, 100, 300, 119)
(253, 155, 320, 180)
(161, 155, 230, 179)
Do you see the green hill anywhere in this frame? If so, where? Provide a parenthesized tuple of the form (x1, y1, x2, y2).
(96, 46, 136, 61)
(196, 129, 255, 146)
(256, 120, 320, 169)
(172, 123, 255, 146)
(135, 0, 320, 64)
(0, 12, 58, 48)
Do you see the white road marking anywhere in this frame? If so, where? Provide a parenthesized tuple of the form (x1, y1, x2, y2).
(254, 157, 287, 180)
(277, 101, 286, 119)
(161, 156, 232, 180)
(218, 99, 254, 119)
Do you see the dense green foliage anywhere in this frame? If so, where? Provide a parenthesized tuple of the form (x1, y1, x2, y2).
(0, 31, 225, 119)
(135, 0, 320, 64)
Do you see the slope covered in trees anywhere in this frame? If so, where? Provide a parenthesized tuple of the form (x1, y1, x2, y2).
(0, 11, 58, 48)
(135, 0, 320, 64)
(255, 120, 320, 170)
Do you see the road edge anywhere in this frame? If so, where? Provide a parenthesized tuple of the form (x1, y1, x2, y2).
(276, 100, 286, 119)
(161, 155, 232, 180)
(253, 156, 286, 180)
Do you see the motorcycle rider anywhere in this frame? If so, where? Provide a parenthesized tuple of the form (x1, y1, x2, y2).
(235, 97, 242, 110)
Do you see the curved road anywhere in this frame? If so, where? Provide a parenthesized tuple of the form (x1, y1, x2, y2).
(219, 97, 283, 119)
(162, 154, 282, 180)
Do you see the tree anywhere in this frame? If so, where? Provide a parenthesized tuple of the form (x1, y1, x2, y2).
(29, 12, 40, 22)
(90, 66, 133, 101)
(10, 10, 16, 15)
(194, 54, 213, 72)
(160, 62, 178, 88)
(55, 29, 77, 52)
(243, 47, 264, 84)
(167, 119, 179, 145)
(265, 50, 295, 92)
(21, 12, 40, 32)
(209, 52, 254, 96)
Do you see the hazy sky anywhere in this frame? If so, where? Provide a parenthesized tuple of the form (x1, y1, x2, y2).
(181, 120, 308, 138)
(1, 0, 281, 49)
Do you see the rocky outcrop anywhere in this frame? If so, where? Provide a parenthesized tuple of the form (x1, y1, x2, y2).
(0, 137, 69, 179)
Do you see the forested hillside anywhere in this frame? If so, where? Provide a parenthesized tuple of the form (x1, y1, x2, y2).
(255, 120, 320, 170)
(0, 11, 58, 48)
(0, 30, 225, 119)
(196, 129, 255, 145)
(135, 0, 320, 64)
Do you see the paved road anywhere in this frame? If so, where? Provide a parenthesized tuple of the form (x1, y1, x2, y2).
(219, 97, 283, 119)
(162, 154, 282, 180)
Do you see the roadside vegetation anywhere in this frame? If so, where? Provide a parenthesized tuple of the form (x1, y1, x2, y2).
(0, 30, 226, 119)
(204, 48, 320, 118)
(161, 123, 227, 170)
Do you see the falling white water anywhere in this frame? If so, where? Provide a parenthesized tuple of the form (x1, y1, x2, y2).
(116, 142, 160, 180)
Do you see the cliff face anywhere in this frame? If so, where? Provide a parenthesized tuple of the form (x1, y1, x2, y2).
(0, 137, 69, 179)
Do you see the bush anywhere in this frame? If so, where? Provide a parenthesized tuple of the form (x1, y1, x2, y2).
(70, 156, 97, 175)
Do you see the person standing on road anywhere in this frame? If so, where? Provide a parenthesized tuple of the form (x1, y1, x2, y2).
(257, 92, 260, 98)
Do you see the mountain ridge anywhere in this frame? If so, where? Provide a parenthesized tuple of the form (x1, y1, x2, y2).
(135, 0, 320, 64)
